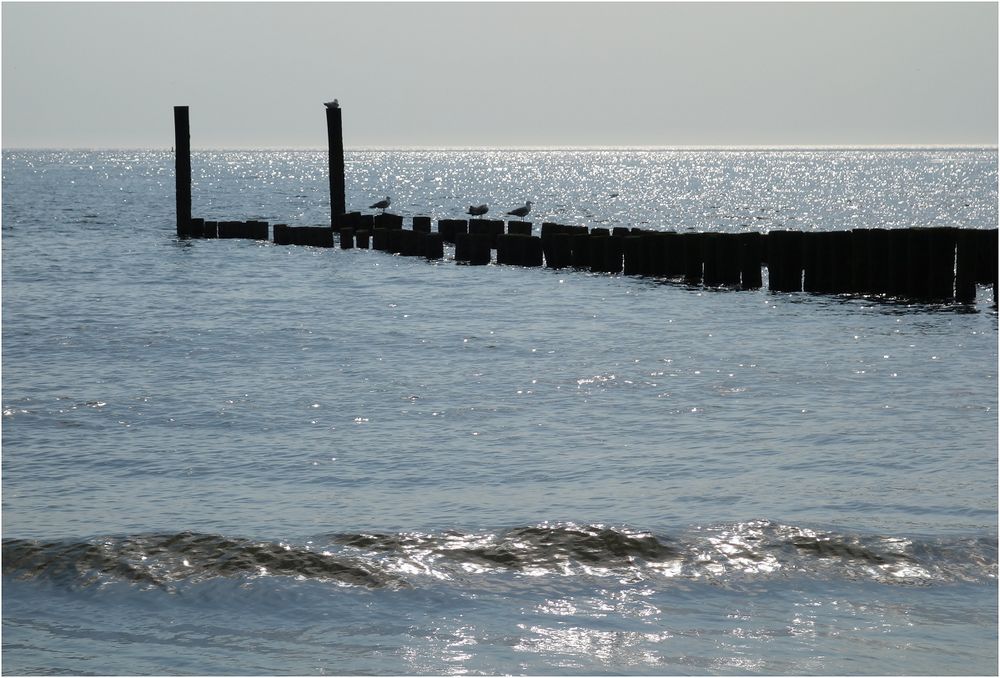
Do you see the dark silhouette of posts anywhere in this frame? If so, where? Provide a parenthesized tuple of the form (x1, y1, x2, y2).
(174, 106, 191, 236)
(738, 233, 762, 290)
(326, 105, 346, 228)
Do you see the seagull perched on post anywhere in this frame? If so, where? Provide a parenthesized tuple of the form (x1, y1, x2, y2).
(369, 196, 391, 213)
(466, 204, 489, 218)
(324, 99, 340, 109)
(506, 201, 532, 220)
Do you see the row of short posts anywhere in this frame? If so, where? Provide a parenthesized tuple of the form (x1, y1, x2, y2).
(184, 212, 996, 305)
(274, 223, 334, 247)
(179, 218, 270, 240)
(767, 227, 997, 302)
(537, 225, 764, 289)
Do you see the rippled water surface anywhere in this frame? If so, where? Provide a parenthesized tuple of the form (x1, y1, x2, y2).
(2, 149, 997, 675)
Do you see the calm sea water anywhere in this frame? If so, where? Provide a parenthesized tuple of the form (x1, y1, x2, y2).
(2, 148, 997, 675)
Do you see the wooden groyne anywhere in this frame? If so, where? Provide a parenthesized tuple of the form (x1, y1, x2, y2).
(172, 104, 998, 305)
(179, 213, 998, 305)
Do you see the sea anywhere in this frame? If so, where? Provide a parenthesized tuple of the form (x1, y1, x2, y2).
(2, 147, 998, 676)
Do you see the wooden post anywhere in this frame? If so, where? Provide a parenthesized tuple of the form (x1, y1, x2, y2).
(589, 230, 611, 273)
(375, 213, 403, 230)
(907, 228, 931, 299)
(868, 229, 890, 295)
(646, 232, 669, 277)
(400, 230, 422, 256)
(174, 106, 191, 236)
(830, 231, 853, 294)
(571, 232, 591, 269)
(456, 233, 491, 264)
(976, 229, 999, 286)
(424, 232, 443, 259)
(496, 233, 516, 265)
(682, 233, 703, 284)
(543, 231, 572, 269)
(623, 235, 644, 275)
(340, 227, 354, 249)
(926, 227, 956, 301)
(717, 234, 741, 287)
(326, 104, 346, 228)
(801, 232, 820, 293)
(738, 232, 762, 290)
(524, 235, 544, 267)
(663, 232, 684, 277)
(768, 230, 802, 292)
(438, 219, 467, 244)
(273, 224, 288, 245)
(955, 228, 978, 303)
(886, 229, 909, 297)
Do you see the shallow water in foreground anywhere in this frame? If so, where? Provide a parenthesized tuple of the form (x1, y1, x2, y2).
(2, 149, 997, 674)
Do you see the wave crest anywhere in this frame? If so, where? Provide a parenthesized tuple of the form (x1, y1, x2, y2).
(4, 521, 995, 591)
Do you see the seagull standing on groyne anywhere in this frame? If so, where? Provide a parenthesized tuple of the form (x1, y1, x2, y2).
(370, 196, 391, 213)
(466, 204, 489, 217)
(506, 201, 532, 220)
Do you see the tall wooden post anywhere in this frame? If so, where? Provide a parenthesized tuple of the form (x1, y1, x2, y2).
(174, 106, 191, 236)
(326, 104, 346, 228)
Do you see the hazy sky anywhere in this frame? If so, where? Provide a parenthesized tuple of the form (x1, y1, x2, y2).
(2, 2, 997, 148)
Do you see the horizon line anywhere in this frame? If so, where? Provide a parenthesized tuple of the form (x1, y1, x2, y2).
(3, 143, 998, 152)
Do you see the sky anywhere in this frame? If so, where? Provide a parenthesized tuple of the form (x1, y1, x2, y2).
(2, 1, 997, 149)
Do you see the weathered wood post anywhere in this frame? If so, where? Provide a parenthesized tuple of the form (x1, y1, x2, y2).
(977, 229, 998, 303)
(906, 228, 931, 299)
(174, 106, 191, 236)
(955, 228, 984, 303)
(851, 229, 872, 294)
(524, 235, 542, 267)
(571, 231, 591, 269)
(682, 233, 703, 284)
(663, 232, 684, 277)
(801, 232, 820, 293)
(589, 229, 611, 273)
(926, 227, 956, 301)
(886, 229, 909, 297)
(717, 233, 741, 287)
(496, 233, 517, 265)
(868, 229, 890, 295)
(701, 234, 720, 286)
(326, 103, 346, 228)
(622, 235, 644, 275)
(738, 232, 763, 290)
(541, 224, 572, 269)
(456, 233, 491, 264)
(830, 231, 853, 294)
(424, 232, 444, 260)
(767, 230, 802, 292)
(340, 227, 354, 249)
(438, 219, 467, 244)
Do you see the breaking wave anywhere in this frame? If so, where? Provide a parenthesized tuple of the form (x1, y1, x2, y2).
(4, 521, 995, 592)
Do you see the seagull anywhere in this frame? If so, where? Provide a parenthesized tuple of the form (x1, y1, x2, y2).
(324, 99, 340, 109)
(369, 196, 391, 213)
(506, 200, 532, 220)
(466, 204, 489, 217)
